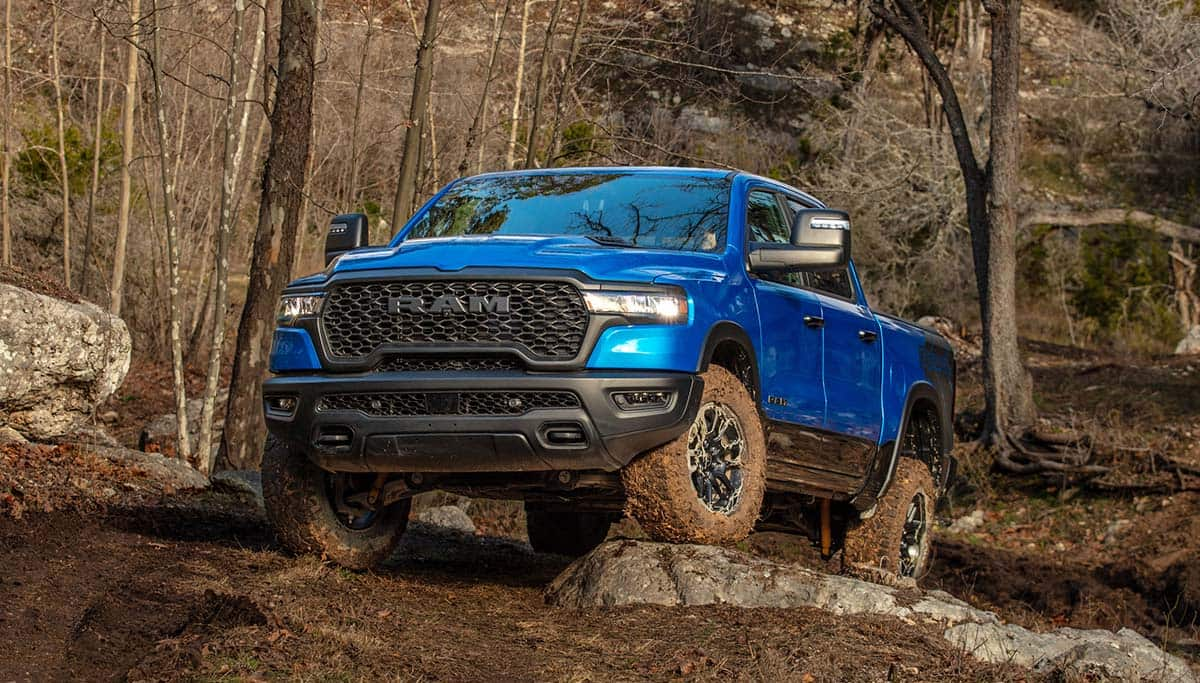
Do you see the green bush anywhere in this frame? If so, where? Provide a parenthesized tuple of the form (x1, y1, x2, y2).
(15, 117, 120, 196)
(1070, 224, 1180, 343)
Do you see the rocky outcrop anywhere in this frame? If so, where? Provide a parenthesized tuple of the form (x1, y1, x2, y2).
(1177, 326, 1200, 355)
(546, 540, 1194, 682)
(139, 390, 227, 460)
(0, 284, 131, 440)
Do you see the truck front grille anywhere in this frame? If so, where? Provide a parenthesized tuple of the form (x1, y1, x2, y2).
(317, 390, 580, 417)
(321, 280, 588, 361)
(374, 356, 522, 373)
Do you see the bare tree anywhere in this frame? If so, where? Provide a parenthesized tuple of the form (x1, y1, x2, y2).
(219, 0, 321, 472)
(391, 0, 440, 230)
(346, 0, 376, 205)
(524, 0, 564, 168)
(50, 1, 72, 289)
(82, 14, 108, 295)
(458, 0, 512, 176)
(504, 0, 534, 170)
(110, 0, 142, 315)
(1, 0, 10, 266)
(198, 0, 249, 474)
(869, 0, 1036, 455)
(147, 0, 191, 465)
(546, 0, 587, 163)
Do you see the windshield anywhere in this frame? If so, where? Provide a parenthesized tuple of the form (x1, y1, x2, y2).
(406, 172, 730, 252)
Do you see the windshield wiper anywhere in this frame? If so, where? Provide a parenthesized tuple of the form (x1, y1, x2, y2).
(587, 235, 640, 248)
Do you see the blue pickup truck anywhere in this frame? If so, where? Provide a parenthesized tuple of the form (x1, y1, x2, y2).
(261, 167, 955, 579)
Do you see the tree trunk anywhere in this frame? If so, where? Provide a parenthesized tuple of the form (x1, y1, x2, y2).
(51, 2, 72, 289)
(869, 0, 1035, 448)
(390, 0, 439, 231)
(218, 0, 320, 472)
(148, 0, 192, 466)
(524, 0, 564, 168)
(347, 0, 374, 205)
(198, 0, 248, 474)
(82, 17, 107, 295)
(458, 0, 511, 177)
(504, 0, 532, 170)
(978, 0, 1035, 439)
(546, 0, 586, 164)
(110, 0, 142, 315)
(1, 0, 11, 266)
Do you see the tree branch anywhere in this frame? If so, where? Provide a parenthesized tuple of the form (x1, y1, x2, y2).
(1020, 208, 1200, 243)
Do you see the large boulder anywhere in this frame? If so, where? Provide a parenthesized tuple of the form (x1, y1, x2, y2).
(0, 283, 131, 440)
(547, 540, 1194, 682)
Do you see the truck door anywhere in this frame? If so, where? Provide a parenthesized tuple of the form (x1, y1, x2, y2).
(745, 190, 827, 462)
(809, 267, 883, 477)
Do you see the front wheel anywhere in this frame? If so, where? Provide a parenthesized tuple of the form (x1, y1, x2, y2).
(841, 457, 935, 580)
(621, 365, 767, 545)
(261, 437, 411, 570)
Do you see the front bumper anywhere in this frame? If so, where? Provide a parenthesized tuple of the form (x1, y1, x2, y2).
(263, 371, 703, 473)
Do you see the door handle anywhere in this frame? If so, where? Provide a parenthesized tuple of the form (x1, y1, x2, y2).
(858, 329, 878, 343)
(804, 315, 824, 329)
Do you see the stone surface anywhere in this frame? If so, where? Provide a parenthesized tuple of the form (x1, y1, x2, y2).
(547, 540, 1194, 682)
(87, 445, 209, 491)
(947, 509, 986, 534)
(417, 505, 477, 535)
(0, 284, 131, 440)
(1176, 326, 1200, 355)
(211, 470, 264, 508)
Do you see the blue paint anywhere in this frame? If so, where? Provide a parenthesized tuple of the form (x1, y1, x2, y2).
(269, 328, 321, 372)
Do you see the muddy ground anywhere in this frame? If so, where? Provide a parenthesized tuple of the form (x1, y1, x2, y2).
(2, 343, 1198, 680)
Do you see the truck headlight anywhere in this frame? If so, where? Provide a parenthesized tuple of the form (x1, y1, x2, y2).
(277, 294, 323, 325)
(583, 291, 688, 324)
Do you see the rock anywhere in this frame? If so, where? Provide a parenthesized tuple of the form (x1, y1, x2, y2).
(547, 540, 1195, 682)
(139, 390, 228, 459)
(86, 445, 209, 491)
(211, 470, 263, 508)
(0, 283, 131, 440)
(1176, 326, 1200, 355)
(1103, 518, 1132, 545)
(0, 425, 28, 444)
(677, 106, 729, 134)
(417, 505, 477, 535)
(948, 509, 986, 534)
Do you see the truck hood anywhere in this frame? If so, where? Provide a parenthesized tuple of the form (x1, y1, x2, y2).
(306, 235, 729, 286)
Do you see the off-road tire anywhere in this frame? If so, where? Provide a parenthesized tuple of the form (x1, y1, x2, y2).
(842, 457, 935, 580)
(261, 436, 410, 570)
(621, 365, 766, 544)
(524, 503, 613, 556)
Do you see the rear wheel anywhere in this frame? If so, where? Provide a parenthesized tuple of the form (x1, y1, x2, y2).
(261, 437, 410, 570)
(842, 457, 935, 580)
(621, 365, 766, 545)
(524, 503, 613, 556)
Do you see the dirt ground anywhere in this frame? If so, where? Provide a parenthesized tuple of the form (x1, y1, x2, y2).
(3, 342, 1198, 681)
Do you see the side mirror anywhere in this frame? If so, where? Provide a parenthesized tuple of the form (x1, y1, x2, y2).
(324, 213, 369, 266)
(747, 208, 852, 273)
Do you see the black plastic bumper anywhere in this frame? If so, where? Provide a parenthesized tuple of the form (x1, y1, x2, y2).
(262, 371, 703, 473)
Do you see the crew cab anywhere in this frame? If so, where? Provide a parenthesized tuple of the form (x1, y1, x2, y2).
(261, 167, 956, 579)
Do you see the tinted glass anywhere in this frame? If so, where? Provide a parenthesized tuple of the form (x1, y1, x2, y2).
(807, 269, 855, 299)
(408, 173, 730, 252)
(746, 190, 790, 243)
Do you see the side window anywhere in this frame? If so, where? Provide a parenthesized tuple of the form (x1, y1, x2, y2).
(746, 190, 790, 243)
(783, 197, 856, 300)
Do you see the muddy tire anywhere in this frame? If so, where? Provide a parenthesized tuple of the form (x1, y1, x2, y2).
(842, 457, 935, 580)
(621, 365, 766, 545)
(524, 503, 613, 556)
(261, 436, 410, 570)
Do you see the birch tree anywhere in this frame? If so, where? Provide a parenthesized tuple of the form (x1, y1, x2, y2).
(504, 0, 533, 170)
(458, 0, 511, 176)
(50, 2, 72, 289)
(197, 0, 248, 474)
(82, 14, 107, 294)
(219, 0, 321, 472)
(346, 0, 375, 205)
(524, 0, 564, 168)
(147, 0, 191, 465)
(110, 0, 142, 315)
(547, 0, 587, 163)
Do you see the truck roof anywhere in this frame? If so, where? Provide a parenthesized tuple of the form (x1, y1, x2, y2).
(464, 166, 826, 208)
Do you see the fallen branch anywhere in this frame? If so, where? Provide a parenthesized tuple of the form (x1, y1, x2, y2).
(1020, 207, 1200, 244)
